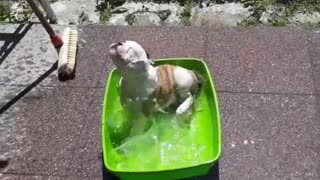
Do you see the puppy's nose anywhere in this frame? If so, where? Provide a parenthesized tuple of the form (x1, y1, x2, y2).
(109, 42, 123, 49)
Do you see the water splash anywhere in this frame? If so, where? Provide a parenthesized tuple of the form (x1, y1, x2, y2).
(107, 90, 212, 171)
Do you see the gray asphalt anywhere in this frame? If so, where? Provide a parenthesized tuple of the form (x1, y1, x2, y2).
(0, 24, 319, 179)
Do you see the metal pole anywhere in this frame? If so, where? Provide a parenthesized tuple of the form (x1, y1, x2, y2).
(26, 0, 63, 49)
(37, 0, 57, 24)
(25, 0, 55, 37)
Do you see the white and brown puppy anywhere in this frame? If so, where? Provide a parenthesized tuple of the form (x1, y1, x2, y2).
(109, 40, 201, 118)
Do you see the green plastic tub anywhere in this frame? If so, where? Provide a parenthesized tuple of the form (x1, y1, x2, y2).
(102, 58, 221, 180)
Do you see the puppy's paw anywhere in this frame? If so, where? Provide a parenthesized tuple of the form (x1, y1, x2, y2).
(176, 101, 192, 115)
(176, 107, 186, 115)
(176, 107, 193, 116)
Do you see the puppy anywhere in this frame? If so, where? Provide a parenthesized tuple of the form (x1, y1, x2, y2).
(109, 41, 202, 133)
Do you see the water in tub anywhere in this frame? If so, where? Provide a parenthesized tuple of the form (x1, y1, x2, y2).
(106, 85, 214, 171)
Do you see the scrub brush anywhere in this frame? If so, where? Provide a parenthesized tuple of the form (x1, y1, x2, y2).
(26, 0, 78, 81)
(57, 27, 78, 80)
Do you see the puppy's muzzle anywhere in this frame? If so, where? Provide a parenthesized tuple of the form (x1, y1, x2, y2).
(109, 42, 123, 49)
(109, 42, 124, 59)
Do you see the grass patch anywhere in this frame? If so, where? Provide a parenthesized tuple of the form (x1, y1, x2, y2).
(0, 0, 33, 23)
(181, 0, 192, 25)
(240, 0, 320, 26)
(96, 0, 113, 23)
(0, 1, 12, 22)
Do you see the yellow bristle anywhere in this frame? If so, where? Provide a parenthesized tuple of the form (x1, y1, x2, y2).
(64, 29, 78, 75)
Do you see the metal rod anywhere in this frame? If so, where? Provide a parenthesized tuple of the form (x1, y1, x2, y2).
(25, 0, 56, 37)
(37, 0, 57, 24)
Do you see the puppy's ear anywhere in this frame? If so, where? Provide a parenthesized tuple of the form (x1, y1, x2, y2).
(145, 51, 154, 65)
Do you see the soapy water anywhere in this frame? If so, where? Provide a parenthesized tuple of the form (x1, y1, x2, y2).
(107, 91, 212, 171)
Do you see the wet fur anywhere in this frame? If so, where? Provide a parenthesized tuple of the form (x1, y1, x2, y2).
(109, 41, 202, 134)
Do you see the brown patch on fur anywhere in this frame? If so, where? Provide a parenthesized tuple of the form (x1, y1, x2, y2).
(153, 65, 201, 104)
(153, 65, 177, 106)
(143, 65, 201, 115)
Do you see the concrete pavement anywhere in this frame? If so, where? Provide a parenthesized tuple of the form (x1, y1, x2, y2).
(0, 24, 319, 179)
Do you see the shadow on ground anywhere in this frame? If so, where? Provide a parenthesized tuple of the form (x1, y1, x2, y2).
(0, 62, 57, 114)
(0, 23, 33, 65)
(0, 22, 77, 113)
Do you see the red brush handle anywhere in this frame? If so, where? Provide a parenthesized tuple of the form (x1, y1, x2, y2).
(50, 34, 63, 49)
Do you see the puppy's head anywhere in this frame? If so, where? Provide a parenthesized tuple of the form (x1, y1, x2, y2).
(109, 40, 151, 73)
